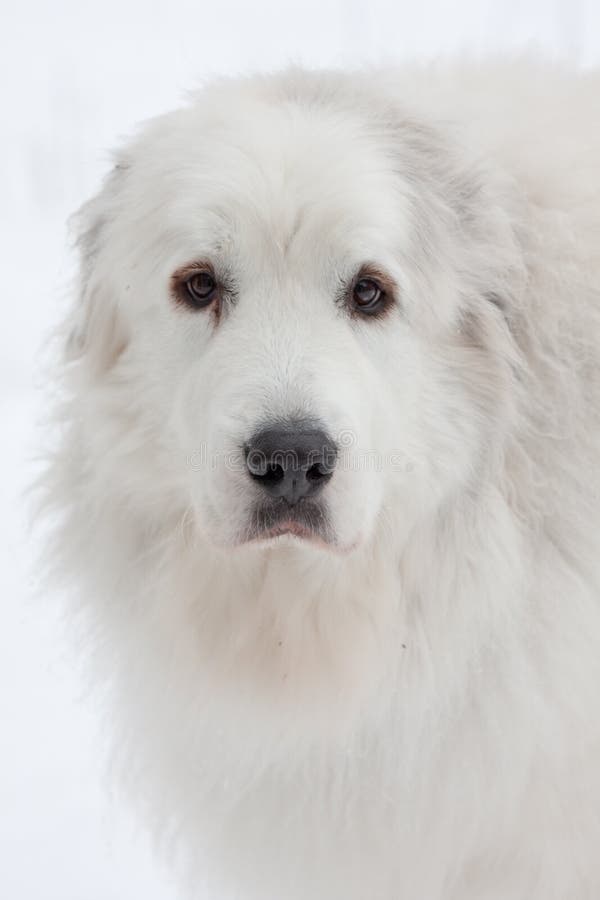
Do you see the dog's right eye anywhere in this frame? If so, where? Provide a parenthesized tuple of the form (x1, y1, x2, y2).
(171, 266, 219, 311)
(181, 272, 217, 309)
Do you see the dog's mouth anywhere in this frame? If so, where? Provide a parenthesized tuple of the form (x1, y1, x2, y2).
(242, 498, 334, 546)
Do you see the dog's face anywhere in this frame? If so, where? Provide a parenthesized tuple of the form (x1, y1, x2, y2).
(72, 76, 513, 558)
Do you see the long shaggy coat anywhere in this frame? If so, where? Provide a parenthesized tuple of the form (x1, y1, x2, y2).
(43, 61, 600, 899)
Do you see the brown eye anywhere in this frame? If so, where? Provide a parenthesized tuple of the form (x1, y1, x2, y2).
(183, 271, 217, 309)
(352, 277, 384, 315)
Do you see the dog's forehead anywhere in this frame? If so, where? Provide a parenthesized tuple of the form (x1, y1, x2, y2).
(128, 95, 407, 268)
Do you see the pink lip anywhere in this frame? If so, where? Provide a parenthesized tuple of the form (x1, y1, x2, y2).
(248, 519, 337, 550)
(226, 519, 360, 555)
(262, 520, 315, 540)
(233, 523, 359, 556)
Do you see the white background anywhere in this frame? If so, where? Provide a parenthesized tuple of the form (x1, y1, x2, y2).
(2, 2, 598, 897)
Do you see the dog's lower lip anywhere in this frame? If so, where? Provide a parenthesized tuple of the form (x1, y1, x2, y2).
(247, 517, 332, 545)
(260, 520, 313, 540)
(244, 497, 332, 547)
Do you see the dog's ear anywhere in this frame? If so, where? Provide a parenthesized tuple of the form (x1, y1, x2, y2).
(386, 114, 521, 328)
(65, 162, 130, 376)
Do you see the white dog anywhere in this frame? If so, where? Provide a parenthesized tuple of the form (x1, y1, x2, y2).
(44, 61, 600, 898)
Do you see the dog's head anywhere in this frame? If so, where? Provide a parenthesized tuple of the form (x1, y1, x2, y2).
(66, 71, 520, 560)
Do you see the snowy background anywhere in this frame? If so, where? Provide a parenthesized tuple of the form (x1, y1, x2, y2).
(2, 1, 599, 897)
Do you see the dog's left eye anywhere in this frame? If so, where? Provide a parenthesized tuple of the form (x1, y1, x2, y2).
(347, 266, 396, 318)
(351, 276, 388, 316)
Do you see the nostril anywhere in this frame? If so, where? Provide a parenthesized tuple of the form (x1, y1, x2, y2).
(261, 463, 285, 486)
(306, 462, 332, 483)
(246, 449, 268, 477)
(246, 449, 286, 486)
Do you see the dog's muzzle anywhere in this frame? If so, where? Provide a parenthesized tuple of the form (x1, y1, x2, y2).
(242, 419, 337, 542)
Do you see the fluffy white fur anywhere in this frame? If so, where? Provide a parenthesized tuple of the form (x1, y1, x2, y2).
(43, 61, 600, 899)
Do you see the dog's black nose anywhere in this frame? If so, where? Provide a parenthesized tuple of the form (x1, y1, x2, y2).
(245, 422, 337, 505)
